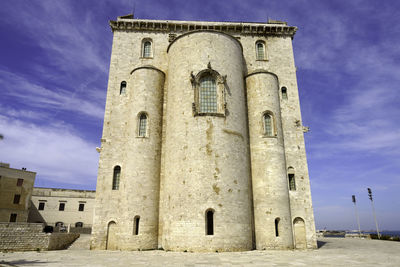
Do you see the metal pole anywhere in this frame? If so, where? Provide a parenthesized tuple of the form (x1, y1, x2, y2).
(368, 188, 381, 239)
(352, 195, 362, 237)
(370, 200, 381, 239)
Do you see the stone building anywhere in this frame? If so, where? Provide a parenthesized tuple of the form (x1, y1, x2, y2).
(0, 163, 36, 223)
(91, 15, 317, 252)
(29, 187, 95, 232)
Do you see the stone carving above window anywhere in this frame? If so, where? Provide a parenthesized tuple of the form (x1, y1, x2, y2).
(191, 63, 227, 117)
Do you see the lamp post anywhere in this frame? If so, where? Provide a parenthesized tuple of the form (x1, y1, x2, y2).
(367, 188, 381, 239)
(352, 195, 362, 237)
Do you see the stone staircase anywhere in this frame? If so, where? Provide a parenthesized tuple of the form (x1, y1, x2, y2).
(68, 234, 91, 250)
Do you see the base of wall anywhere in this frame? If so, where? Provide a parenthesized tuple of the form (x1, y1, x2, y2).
(0, 222, 80, 252)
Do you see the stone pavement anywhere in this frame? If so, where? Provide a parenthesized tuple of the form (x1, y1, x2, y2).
(1, 238, 400, 266)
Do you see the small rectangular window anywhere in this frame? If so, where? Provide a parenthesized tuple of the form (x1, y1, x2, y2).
(138, 114, 147, 137)
(13, 194, 21, 204)
(38, 202, 45, 210)
(17, 178, 24, 186)
(275, 218, 280, 237)
(10, 213, 17, 222)
(134, 216, 140, 235)
(281, 87, 288, 100)
(143, 41, 152, 58)
(264, 114, 273, 136)
(289, 174, 296, 191)
(206, 210, 214, 235)
(59, 203, 65, 211)
(78, 203, 85, 211)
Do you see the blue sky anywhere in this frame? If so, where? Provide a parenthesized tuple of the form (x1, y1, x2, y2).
(0, 0, 399, 231)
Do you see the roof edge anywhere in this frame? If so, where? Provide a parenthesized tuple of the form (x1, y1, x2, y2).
(109, 18, 297, 38)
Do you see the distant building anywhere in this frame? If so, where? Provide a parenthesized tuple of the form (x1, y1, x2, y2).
(29, 187, 95, 232)
(0, 163, 36, 222)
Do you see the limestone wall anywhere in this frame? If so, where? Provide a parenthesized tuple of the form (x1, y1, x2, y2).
(160, 31, 253, 252)
(246, 72, 293, 249)
(91, 30, 166, 250)
(0, 223, 79, 251)
(92, 17, 317, 252)
(267, 38, 317, 249)
(48, 232, 80, 250)
(243, 34, 317, 249)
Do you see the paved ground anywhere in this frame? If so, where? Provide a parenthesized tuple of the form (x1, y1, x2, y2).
(1, 237, 400, 266)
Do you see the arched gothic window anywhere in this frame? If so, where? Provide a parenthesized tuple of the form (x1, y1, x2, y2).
(112, 166, 121, 190)
(191, 64, 226, 117)
(256, 41, 266, 60)
(120, 81, 127, 95)
(263, 112, 274, 136)
(199, 76, 217, 113)
(142, 39, 152, 58)
(205, 209, 214, 235)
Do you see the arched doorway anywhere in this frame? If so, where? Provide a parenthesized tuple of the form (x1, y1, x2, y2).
(293, 217, 306, 249)
(106, 221, 117, 250)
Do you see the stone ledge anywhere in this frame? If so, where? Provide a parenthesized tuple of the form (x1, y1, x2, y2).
(109, 19, 297, 38)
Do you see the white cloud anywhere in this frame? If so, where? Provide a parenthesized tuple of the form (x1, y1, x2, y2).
(0, 69, 104, 119)
(0, 115, 98, 188)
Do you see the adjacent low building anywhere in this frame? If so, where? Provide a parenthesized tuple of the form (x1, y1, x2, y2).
(29, 187, 96, 232)
(0, 163, 36, 223)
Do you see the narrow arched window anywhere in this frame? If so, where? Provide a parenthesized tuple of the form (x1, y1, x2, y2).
(263, 113, 273, 136)
(256, 41, 265, 60)
(138, 113, 147, 137)
(75, 222, 83, 228)
(120, 81, 126, 95)
(112, 166, 121, 190)
(281, 87, 287, 100)
(143, 41, 152, 58)
(205, 209, 214, 235)
(133, 216, 140, 235)
(199, 76, 217, 113)
(288, 167, 296, 191)
(275, 218, 280, 237)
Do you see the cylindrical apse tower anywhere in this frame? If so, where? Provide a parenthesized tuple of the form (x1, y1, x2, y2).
(120, 66, 164, 249)
(246, 72, 294, 249)
(160, 31, 253, 252)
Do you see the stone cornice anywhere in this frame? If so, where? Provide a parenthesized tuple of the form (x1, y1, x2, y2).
(109, 18, 297, 38)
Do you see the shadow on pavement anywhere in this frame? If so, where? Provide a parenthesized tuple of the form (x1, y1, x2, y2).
(0, 259, 55, 266)
(317, 240, 327, 248)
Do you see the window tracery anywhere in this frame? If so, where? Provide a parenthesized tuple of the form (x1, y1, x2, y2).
(190, 63, 227, 117)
